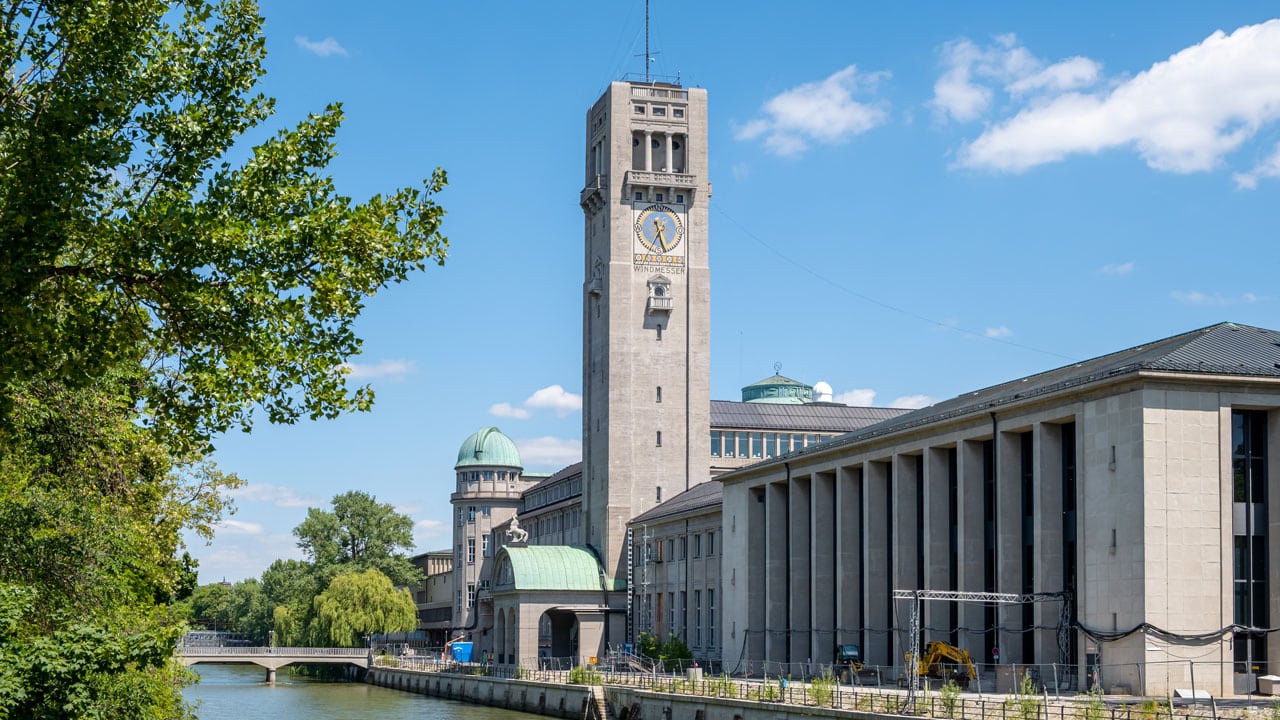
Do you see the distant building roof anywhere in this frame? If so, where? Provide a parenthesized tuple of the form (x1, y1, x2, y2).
(630, 480, 722, 525)
(731, 322, 1280, 472)
(525, 462, 583, 493)
(711, 400, 907, 432)
(455, 427, 522, 469)
(741, 372, 812, 404)
(498, 545, 602, 591)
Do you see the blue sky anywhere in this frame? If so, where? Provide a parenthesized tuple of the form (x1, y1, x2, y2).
(193, 1, 1280, 582)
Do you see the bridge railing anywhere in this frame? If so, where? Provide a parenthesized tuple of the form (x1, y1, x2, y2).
(177, 646, 368, 657)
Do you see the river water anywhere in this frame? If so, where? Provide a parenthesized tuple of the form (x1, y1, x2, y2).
(186, 664, 543, 720)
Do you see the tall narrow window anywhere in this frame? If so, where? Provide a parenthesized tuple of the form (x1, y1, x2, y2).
(656, 430, 662, 447)
(694, 590, 703, 647)
(483, 535, 491, 558)
(656, 386, 662, 402)
(467, 538, 475, 564)
(1020, 431, 1035, 662)
(708, 589, 716, 647)
(1233, 410, 1269, 674)
(710, 431, 721, 458)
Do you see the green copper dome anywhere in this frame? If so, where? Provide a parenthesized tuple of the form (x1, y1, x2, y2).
(741, 371, 813, 404)
(455, 427, 522, 469)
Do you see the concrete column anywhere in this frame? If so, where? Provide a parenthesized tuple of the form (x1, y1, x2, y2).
(747, 485, 766, 667)
(1035, 422, 1065, 665)
(765, 481, 789, 667)
(958, 440, 986, 661)
(837, 466, 863, 653)
(266, 666, 276, 684)
(924, 447, 952, 644)
(813, 470, 837, 663)
(664, 132, 673, 172)
(644, 131, 653, 171)
(518, 606, 540, 668)
(863, 461, 891, 666)
(789, 476, 812, 668)
(892, 454, 922, 670)
(997, 430, 1023, 663)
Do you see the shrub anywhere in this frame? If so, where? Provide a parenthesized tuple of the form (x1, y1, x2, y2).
(809, 669, 837, 707)
(568, 664, 602, 685)
(940, 678, 961, 718)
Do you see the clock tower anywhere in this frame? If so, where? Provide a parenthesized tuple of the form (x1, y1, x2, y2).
(579, 81, 711, 589)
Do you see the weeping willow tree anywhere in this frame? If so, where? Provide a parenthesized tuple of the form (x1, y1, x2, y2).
(312, 569, 417, 648)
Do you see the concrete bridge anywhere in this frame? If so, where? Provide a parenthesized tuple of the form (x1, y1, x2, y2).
(178, 646, 371, 683)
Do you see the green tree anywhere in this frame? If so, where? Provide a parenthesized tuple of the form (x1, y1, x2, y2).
(0, 0, 448, 453)
(260, 558, 324, 644)
(0, 0, 448, 714)
(294, 491, 422, 587)
(311, 569, 417, 648)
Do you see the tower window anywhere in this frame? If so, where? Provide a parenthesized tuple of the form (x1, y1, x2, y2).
(657, 486, 662, 502)
(656, 431, 662, 447)
(656, 324, 663, 341)
(652, 106, 666, 117)
(674, 108, 684, 118)
(656, 386, 662, 403)
(655, 193, 664, 202)
(676, 194, 685, 204)
(634, 105, 645, 114)
(634, 191, 643, 201)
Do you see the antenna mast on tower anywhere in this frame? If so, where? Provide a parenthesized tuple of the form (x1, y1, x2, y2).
(644, 0, 651, 83)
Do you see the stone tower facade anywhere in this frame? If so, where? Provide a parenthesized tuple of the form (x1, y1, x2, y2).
(579, 81, 711, 585)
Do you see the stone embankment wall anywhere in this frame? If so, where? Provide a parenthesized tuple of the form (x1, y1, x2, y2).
(366, 668, 593, 718)
(367, 668, 867, 720)
(607, 686, 867, 720)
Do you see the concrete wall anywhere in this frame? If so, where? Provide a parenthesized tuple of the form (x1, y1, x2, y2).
(367, 668, 592, 718)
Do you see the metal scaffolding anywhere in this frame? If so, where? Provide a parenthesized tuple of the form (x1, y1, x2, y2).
(893, 589, 1072, 694)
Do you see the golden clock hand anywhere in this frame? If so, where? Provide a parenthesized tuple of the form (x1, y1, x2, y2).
(652, 217, 668, 251)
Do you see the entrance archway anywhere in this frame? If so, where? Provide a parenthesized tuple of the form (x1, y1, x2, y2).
(541, 609, 579, 665)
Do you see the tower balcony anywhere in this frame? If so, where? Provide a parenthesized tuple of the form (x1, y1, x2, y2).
(647, 295, 673, 313)
(580, 175, 607, 211)
(626, 170, 697, 189)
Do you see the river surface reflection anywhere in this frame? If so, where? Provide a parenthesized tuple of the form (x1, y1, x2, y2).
(186, 664, 543, 720)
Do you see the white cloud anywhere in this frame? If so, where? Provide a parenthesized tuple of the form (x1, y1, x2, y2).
(931, 35, 1045, 122)
(488, 402, 531, 419)
(1101, 261, 1135, 275)
(295, 35, 348, 57)
(189, 532, 304, 584)
(834, 388, 878, 406)
(229, 482, 320, 508)
(515, 436, 582, 469)
(735, 66, 890, 157)
(1007, 56, 1102, 97)
(890, 395, 937, 410)
(1171, 290, 1264, 305)
(413, 518, 447, 548)
(957, 20, 1280, 174)
(489, 384, 581, 419)
(525, 385, 582, 416)
(984, 325, 1013, 339)
(213, 519, 264, 535)
(1234, 142, 1280, 189)
(340, 359, 414, 381)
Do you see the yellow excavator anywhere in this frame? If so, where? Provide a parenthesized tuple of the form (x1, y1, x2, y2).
(905, 641, 977, 688)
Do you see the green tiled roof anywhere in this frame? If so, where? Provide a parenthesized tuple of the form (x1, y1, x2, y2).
(741, 372, 813, 404)
(502, 545, 602, 591)
(455, 427, 522, 469)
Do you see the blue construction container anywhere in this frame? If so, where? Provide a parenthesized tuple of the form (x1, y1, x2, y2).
(450, 642, 474, 663)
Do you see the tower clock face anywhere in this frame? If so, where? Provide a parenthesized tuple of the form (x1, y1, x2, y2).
(633, 204, 685, 256)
